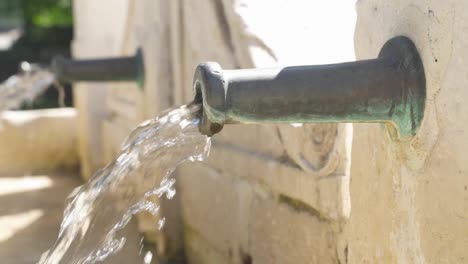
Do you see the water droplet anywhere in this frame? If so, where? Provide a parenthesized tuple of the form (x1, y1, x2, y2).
(158, 217, 166, 230)
(291, 123, 303, 128)
(144, 251, 153, 264)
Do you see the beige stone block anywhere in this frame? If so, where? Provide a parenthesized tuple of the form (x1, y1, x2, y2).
(204, 143, 326, 217)
(316, 175, 350, 222)
(0, 109, 79, 174)
(179, 163, 342, 264)
(72, 0, 132, 180)
(185, 228, 230, 264)
(247, 193, 338, 264)
(215, 124, 286, 158)
(346, 1, 468, 263)
(178, 164, 253, 262)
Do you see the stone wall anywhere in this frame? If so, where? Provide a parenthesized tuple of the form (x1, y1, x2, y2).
(0, 109, 78, 174)
(72, 0, 129, 179)
(343, 0, 468, 263)
(73, 0, 468, 263)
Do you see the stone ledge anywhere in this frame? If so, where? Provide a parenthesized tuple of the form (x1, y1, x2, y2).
(0, 108, 79, 174)
(203, 140, 352, 220)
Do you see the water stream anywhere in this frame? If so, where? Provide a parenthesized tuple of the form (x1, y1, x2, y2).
(0, 62, 55, 111)
(38, 103, 211, 264)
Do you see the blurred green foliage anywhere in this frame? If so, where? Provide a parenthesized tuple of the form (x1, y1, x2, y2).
(21, 0, 73, 28)
(0, 0, 72, 28)
(0, 0, 74, 109)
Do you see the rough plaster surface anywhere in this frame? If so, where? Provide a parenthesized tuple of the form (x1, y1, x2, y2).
(344, 0, 468, 263)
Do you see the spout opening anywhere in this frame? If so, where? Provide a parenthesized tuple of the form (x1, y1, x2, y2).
(192, 62, 226, 136)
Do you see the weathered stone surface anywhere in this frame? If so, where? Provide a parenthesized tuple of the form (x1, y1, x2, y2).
(215, 124, 286, 158)
(248, 194, 338, 264)
(178, 163, 340, 264)
(0, 109, 79, 174)
(72, 0, 130, 179)
(75, 0, 356, 263)
(178, 164, 252, 262)
(343, 0, 468, 263)
(204, 142, 321, 215)
(184, 228, 229, 264)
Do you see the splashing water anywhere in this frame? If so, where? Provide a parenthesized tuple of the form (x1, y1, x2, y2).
(0, 62, 55, 111)
(38, 103, 210, 264)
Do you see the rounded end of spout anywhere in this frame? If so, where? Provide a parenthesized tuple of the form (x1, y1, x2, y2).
(193, 62, 227, 136)
(135, 48, 145, 89)
(378, 36, 426, 141)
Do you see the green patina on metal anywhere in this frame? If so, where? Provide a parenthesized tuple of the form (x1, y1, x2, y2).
(193, 36, 426, 140)
(51, 48, 145, 90)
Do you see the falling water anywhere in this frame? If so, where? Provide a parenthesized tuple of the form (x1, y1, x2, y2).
(0, 62, 55, 111)
(38, 103, 211, 264)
